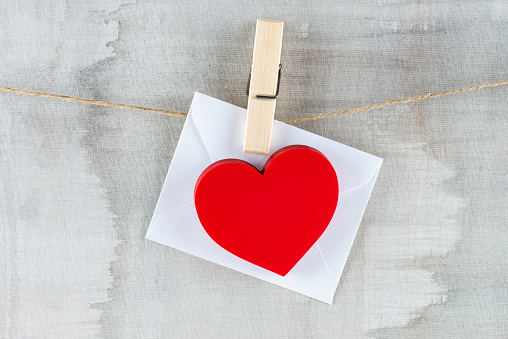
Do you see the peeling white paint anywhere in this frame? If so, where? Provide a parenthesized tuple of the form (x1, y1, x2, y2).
(360, 144, 463, 330)
(0, 1, 125, 337)
(0, 98, 119, 338)
(1, 0, 125, 89)
(100, 20, 120, 58)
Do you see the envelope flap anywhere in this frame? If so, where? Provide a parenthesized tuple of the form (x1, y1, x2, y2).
(147, 201, 338, 304)
(270, 122, 383, 193)
(191, 93, 269, 169)
(316, 161, 382, 283)
(147, 101, 213, 232)
(191, 92, 383, 193)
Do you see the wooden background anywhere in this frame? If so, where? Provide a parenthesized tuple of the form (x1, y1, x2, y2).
(1, 1, 507, 337)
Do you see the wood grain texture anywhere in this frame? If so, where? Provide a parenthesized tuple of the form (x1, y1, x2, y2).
(244, 19, 283, 155)
(1, 0, 508, 338)
(248, 19, 283, 97)
(244, 96, 277, 154)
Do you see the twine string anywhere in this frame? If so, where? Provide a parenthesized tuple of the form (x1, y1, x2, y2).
(0, 87, 186, 118)
(1, 80, 507, 124)
(283, 80, 508, 124)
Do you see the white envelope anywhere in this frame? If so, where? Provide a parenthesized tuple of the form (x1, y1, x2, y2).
(146, 92, 383, 304)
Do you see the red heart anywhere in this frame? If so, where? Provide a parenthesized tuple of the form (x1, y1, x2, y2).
(194, 145, 339, 276)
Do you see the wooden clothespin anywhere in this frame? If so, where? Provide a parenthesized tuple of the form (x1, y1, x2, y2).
(243, 19, 284, 155)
